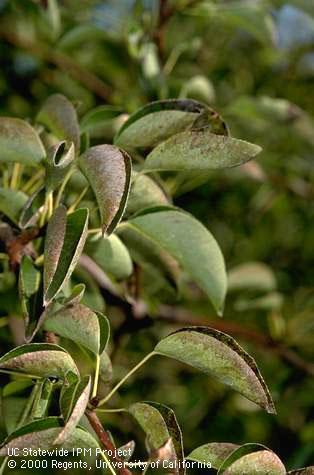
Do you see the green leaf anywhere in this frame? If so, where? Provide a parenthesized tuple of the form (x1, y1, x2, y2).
(187, 443, 239, 469)
(154, 327, 275, 414)
(79, 145, 132, 235)
(31, 379, 54, 419)
(121, 207, 226, 313)
(126, 172, 169, 216)
(114, 99, 206, 149)
(2, 397, 28, 434)
(218, 443, 286, 474)
(55, 376, 91, 445)
(44, 207, 89, 305)
(86, 234, 133, 281)
(144, 129, 262, 172)
(0, 343, 79, 380)
(43, 303, 110, 355)
(37, 94, 80, 151)
(0, 117, 45, 165)
(80, 105, 122, 134)
(228, 262, 276, 292)
(0, 417, 99, 455)
(45, 141, 75, 191)
(0, 188, 28, 224)
(129, 402, 185, 474)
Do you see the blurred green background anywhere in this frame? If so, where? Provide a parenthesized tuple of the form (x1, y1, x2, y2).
(0, 0, 314, 473)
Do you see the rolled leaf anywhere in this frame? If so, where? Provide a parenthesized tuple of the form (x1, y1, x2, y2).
(144, 129, 262, 172)
(154, 327, 276, 414)
(0, 417, 99, 455)
(54, 376, 91, 445)
(43, 303, 110, 355)
(36, 94, 80, 151)
(0, 117, 45, 165)
(44, 207, 89, 305)
(0, 343, 79, 379)
(79, 144, 132, 234)
(129, 402, 185, 474)
(121, 207, 226, 313)
(45, 141, 75, 191)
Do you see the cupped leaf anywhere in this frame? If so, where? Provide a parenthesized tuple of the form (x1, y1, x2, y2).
(0, 343, 79, 379)
(44, 207, 89, 305)
(54, 376, 91, 445)
(19, 186, 46, 229)
(121, 207, 226, 313)
(144, 129, 262, 172)
(45, 141, 75, 191)
(129, 402, 185, 474)
(86, 234, 133, 281)
(228, 262, 276, 292)
(0, 117, 45, 165)
(218, 443, 285, 475)
(37, 94, 80, 151)
(187, 443, 239, 469)
(115, 99, 206, 149)
(79, 145, 132, 234)
(154, 327, 276, 414)
(0, 188, 28, 224)
(43, 303, 110, 355)
(126, 172, 169, 216)
(0, 417, 99, 455)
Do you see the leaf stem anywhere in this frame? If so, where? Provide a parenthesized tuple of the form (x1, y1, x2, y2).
(68, 186, 89, 213)
(0, 368, 42, 379)
(22, 169, 44, 193)
(97, 352, 155, 407)
(55, 168, 75, 208)
(100, 450, 117, 475)
(92, 354, 100, 399)
(10, 163, 23, 190)
(95, 408, 127, 413)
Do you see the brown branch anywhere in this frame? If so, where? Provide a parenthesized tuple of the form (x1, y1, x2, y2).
(86, 409, 132, 475)
(0, 28, 112, 102)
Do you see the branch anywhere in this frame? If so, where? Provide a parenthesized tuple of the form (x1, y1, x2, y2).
(86, 409, 133, 475)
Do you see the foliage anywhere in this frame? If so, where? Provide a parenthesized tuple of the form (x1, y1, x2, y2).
(0, 0, 313, 474)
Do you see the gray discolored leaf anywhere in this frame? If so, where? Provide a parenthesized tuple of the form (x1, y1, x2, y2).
(37, 94, 80, 151)
(79, 145, 132, 235)
(0, 117, 45, 165)
(144, 129, 262, 172)
(154, 327, 275, 414)
(187, 443, 239, 469)
(45, 141, 75, 191)
(44, 207, 89, 305)
(43, 303, 110, 355)
(0, 344, 79, 380)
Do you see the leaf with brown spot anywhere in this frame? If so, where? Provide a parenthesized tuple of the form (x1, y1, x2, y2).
(0, 117, 45, 165)
(79, 145, 131, 234)
(154, 327, 276, 414)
